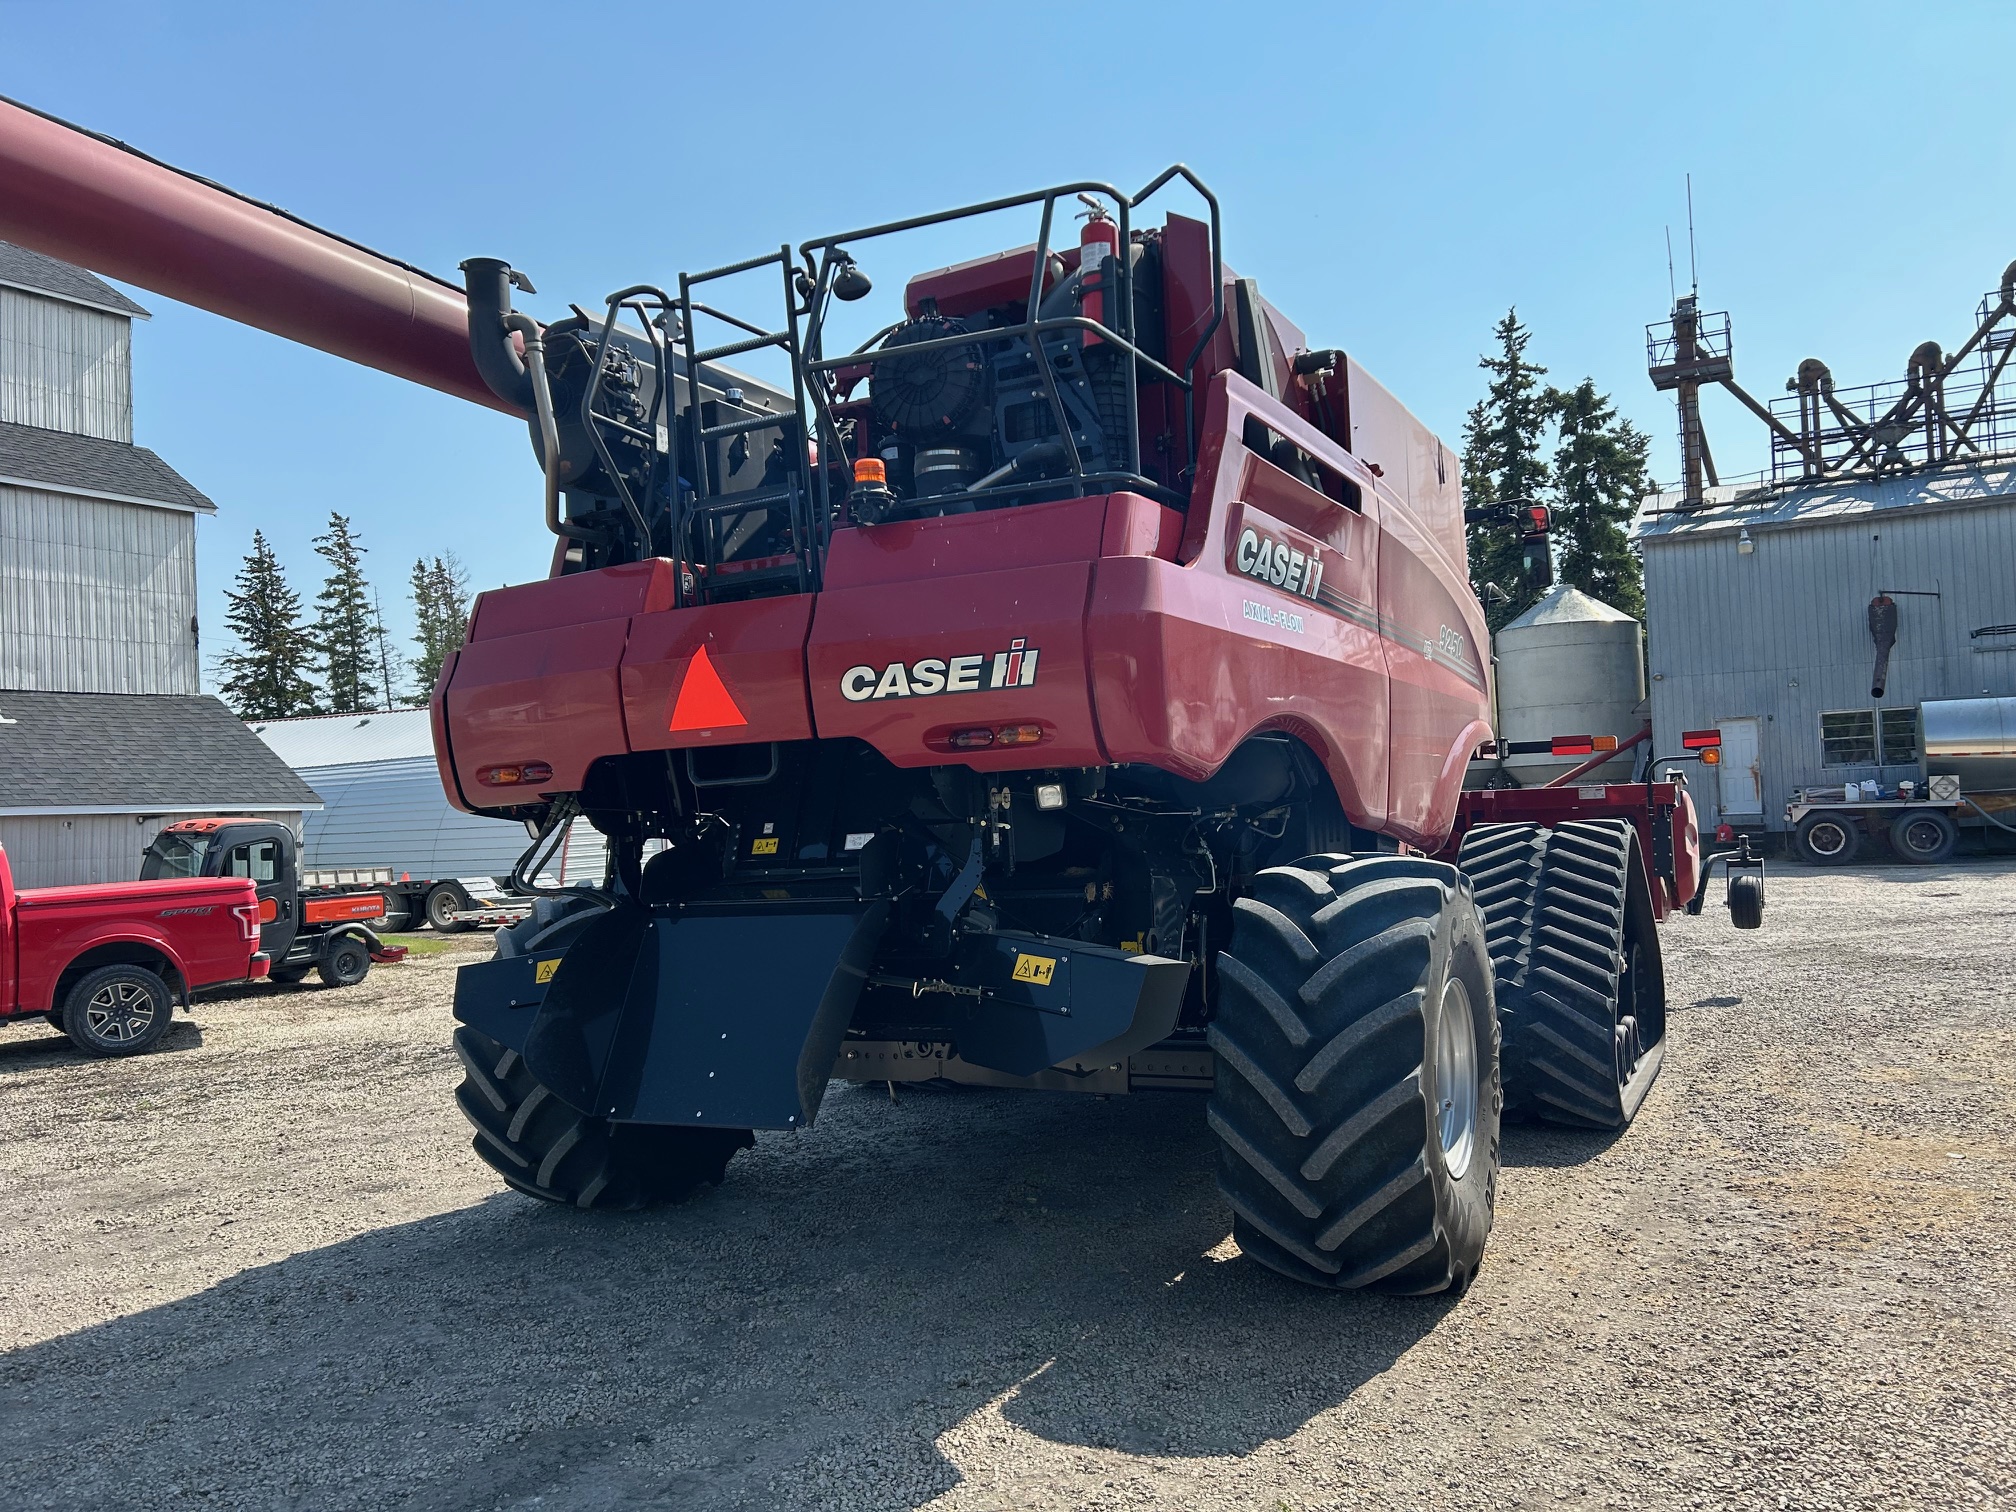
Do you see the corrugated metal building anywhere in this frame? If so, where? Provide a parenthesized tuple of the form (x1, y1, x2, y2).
(0, 240, 315, 886)
(1639, 463, 2016, 831)
(249, 709, 606, 886)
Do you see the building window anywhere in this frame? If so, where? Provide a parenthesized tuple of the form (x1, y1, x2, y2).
(1820, 710, 1877, 767)
(1880, 707, 1919, 765)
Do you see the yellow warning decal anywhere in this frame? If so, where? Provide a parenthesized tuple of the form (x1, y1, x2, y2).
(534, 958, 560, 985)
(1012, 953, 1057, 986)
(752, 837, 780, 855)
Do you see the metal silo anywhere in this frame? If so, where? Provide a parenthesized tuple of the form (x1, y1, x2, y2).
(1495, 586, 1646, 785)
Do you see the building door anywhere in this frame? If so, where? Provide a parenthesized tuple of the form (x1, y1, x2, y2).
(1717, 717, 1763, 820)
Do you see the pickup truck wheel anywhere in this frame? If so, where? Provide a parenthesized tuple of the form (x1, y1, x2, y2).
(1208, 855, 1500, 1294)
(1888, 809, 1957, 864)
(453, 1025, 753, 1209)
(317, 937, 371, 987)
(1457, 820, 1666, 1131)
(61, 965, 173, 1057)
(1794, 811, 1860, 865)
(426, 883, 473, 933)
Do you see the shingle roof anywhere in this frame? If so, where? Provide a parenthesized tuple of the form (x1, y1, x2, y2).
(0, 691, 323, 814)
(0, 421, 215, 513)
(0, 240, 149, 318)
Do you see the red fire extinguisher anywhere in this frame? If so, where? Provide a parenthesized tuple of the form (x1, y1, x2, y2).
(1076, 194, 1119, 347)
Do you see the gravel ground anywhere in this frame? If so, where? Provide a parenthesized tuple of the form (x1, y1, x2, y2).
(1, 862, 2012, 1512)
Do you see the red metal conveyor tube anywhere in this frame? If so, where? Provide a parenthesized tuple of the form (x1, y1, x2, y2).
(0, 94, 522, 416)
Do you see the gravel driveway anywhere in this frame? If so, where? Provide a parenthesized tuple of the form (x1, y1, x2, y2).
(1, 861, 2011, 1511)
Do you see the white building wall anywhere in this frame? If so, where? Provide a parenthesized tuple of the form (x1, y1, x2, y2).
(0, 289, 132, 442)
(0, 483, 200, 694)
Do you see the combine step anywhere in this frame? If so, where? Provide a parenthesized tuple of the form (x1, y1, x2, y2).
(1456, 820, 1667, 1130)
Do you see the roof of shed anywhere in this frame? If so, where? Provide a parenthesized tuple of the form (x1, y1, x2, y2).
(248, 707, 437, 769)
(0, 691, 323, 814)
(0, 421, 216, 513)
(0, 240, 149, 317)
(1637, 461, 2016, 544)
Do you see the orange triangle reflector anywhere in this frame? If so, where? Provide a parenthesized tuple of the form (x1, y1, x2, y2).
(668, 644, 749, 732)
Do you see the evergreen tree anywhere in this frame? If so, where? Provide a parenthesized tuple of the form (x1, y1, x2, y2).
(1547, 378, 1649, 621)
(407, 552, 471, 702)
(215, 530, 319, 718)
(310, 513, 380, 713)
(1461, 309, 1552, 632)
(371, 589, 404, 710)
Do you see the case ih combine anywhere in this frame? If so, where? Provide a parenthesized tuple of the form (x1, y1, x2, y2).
(0, 97, 1759, 1293)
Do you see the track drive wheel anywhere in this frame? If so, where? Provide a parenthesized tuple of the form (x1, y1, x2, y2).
(1457, 820, 1666, 1131)
(450, 897, 753, 1209)
(1208, 855, 1500, 1294)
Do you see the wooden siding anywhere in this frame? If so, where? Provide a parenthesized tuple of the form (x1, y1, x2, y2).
(0, 289, 132, 442)
(0, 483, 199, 694)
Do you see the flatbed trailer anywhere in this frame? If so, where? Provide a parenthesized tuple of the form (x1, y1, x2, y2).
(1784, 789, 1967, 865)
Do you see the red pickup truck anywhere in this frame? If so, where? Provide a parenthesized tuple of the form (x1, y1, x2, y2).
(0, 842, 267, 1057)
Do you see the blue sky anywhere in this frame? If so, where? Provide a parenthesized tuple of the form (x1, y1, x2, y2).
(6, 1, 2013, 696)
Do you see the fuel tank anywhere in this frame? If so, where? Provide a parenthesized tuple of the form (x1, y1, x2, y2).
(1920, 696, 2016, 792)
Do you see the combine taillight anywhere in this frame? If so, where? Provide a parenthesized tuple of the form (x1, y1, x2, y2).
(1550, 735, 1596, 756)
(479, 761, 554, 786)
(1681, 729, 1722, 750)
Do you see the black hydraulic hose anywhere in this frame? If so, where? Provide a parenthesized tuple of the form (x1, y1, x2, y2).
(1963, 797, 2016, 834)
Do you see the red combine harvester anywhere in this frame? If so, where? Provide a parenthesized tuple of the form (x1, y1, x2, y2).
(0, 97, 1760, 1293)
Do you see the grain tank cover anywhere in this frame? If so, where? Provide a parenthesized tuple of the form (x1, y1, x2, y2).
(1495, 586, 1646, 785)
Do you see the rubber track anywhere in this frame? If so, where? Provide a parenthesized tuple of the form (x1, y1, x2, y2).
(452, 1025, 752, 1210)
(1457, 820, 1651, 1129)
(1208, 855, 1482, 1293)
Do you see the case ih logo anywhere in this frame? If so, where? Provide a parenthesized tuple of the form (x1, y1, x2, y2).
(1235, 524, 1326, 601)
(841, 639, 1040, 702)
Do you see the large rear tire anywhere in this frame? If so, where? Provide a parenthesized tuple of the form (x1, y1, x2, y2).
(1208, 855, 1500, 1294)
(1457, 820, 1666, 1130)
(451, 896, 754, 1209)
